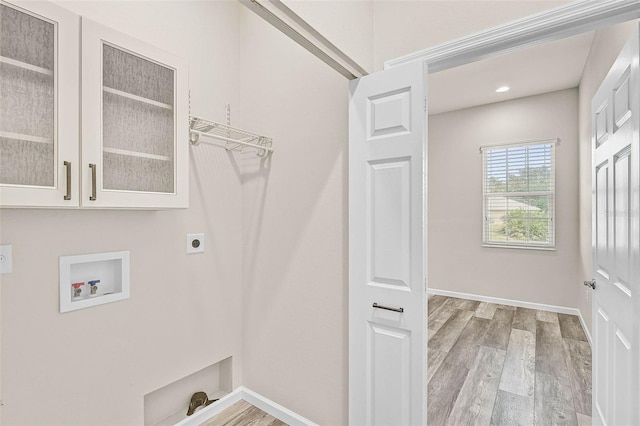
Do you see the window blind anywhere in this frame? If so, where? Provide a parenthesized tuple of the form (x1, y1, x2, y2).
(482, 139, 556, 248)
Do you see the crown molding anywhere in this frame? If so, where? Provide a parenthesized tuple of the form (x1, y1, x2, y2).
(384, 0, 640, 72)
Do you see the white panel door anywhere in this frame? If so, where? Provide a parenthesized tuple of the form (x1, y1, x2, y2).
(591, 26, 640, 426)
(349, 60, 426, 426)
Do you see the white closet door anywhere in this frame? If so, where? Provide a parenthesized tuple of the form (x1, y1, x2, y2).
(349, 60, 427, 426)
(81, 18, 188, 209)
(0, 0, 79, 207)
(591, 25, 640, 426)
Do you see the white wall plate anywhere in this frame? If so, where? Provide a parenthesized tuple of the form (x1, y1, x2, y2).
(187, 234, 205, 254)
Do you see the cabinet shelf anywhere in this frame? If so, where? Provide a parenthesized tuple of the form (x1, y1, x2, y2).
(103, 86, 173, 110)
(0, 130, 53, 144)
(103, 147, 171, 162)
(0, 55, 53, 76)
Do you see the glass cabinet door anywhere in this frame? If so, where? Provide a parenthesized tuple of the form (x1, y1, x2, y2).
(0, 3, 54, 186)
(102, 44, 175, 194)
(82, 18, 188, 209)
(0, 1, 79, 207)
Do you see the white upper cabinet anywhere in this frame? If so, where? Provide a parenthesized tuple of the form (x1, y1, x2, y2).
(0, 0, 79, 207)
(81, 18, 188, 209)
(0, 3, 189, 209)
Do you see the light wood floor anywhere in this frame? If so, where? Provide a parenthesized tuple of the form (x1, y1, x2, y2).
(201, 400, 287, 426)
(200, 296, 591, 426)
(428, 295, 592, 426)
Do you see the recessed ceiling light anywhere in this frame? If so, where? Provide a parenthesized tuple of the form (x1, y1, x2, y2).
(496, 86, 510, 93)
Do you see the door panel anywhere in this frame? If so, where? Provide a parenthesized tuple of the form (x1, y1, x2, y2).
(613, 68, 631, 130)
(613, 329, 632, 426)
(614, 147, 631, 287)
(369, 323, 411, 425)
(595, 102, 609, 147)
(368, 87, 412, 138)
(595, 161, 609, 279)
(591, 26, 640, 426)
(368, 157, 412, 289)
(594, 307, 610, 422)
(349, 60, 426, 426)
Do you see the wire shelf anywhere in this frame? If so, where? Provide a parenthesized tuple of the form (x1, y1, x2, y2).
(189, 116, 273, 157)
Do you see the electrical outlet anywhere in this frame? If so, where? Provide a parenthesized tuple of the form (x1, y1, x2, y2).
(0, 244, 13, 274)
(186, 234, 205, 254)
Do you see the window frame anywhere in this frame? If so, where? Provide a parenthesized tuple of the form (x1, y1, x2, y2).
(481, 139, 557, 250)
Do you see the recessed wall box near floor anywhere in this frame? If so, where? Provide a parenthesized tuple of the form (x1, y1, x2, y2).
(144, 357, 232, 426)
(59, 251, 130, 313)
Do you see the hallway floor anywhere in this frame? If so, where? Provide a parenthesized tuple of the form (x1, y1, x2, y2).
(427, 295, 592, 426)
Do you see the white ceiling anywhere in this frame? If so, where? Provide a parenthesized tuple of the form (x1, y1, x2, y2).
(428, 31, 595, 115)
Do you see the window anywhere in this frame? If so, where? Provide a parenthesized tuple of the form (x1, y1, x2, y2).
(482, 140, 556, 248)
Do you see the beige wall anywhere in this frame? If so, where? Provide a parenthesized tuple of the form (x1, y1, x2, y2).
(0, 1, 244, 424)
(577, 20, 639, 333)
(428, 89, 580, 308)
(283, 0, 374, 73)
(239, 9, 349, 425)
(0, 1, 355, 424)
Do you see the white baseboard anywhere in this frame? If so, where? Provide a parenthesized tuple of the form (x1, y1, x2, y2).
(428, 288, 592, 345)
(576, 309, 593, 346)
(174, 386, 318, 426)
(240, 387, 319, 426)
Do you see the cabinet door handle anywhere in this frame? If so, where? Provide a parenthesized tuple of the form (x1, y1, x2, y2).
(63, 161, 71, 200)
(372, 302, 404, 313)
(89, 163, 97, 201)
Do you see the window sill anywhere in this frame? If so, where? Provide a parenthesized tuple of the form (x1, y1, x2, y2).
(482, 244, 556, 251)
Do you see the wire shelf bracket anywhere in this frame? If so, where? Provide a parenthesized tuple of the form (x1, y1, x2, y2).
(189, 116, 274, 157)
